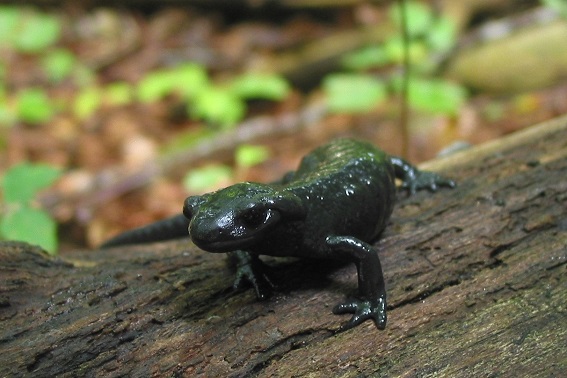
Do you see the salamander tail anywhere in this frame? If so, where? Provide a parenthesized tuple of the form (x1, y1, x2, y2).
(100, 214, 189, 248)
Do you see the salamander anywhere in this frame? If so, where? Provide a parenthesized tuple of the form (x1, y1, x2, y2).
(101, 138, 455, 331)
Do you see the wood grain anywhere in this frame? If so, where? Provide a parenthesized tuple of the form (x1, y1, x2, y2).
(1, 115, 566, 377)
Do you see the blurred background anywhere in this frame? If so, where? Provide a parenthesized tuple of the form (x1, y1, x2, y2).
(0, 0, 566, 252)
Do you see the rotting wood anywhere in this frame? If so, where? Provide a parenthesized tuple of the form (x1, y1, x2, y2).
(1, 114, 566, 377)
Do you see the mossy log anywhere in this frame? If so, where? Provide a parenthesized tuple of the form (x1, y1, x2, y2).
(1, 115, 566, 377)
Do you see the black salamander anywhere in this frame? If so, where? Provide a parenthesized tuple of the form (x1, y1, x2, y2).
(101, 138, 455, 331)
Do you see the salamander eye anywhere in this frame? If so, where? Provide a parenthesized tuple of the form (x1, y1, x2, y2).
(240, 207, 267, 228)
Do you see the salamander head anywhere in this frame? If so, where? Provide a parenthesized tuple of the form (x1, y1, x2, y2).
(183, 182, 306, 252)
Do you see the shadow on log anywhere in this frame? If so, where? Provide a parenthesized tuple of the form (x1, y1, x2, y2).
(1, 115, 566, 377)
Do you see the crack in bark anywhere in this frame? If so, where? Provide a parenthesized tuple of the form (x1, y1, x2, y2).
(238, 329, 333, 378)
(392, 278, 462, 309)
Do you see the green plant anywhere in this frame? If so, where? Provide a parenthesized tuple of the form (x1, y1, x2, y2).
(329, 0, 465, 116)
(426, 15, 458, 54)
(0, 6, 21, 49)
(0, 163, 62, 254)
(16, 88, 55, 124)
(183, 164, 233, 193)
(105, 82, 133, 106)
(0, 7, 93, 125)
(391, 76, 467, 116)
(41, 48, 77, 83)
(73, 87, 103, 120)
(389, 0, 432, 38)
(137, 63, 209, 103)
(137, 63, 290, 129)
(235, 144, 270, 168)
(182, 144, 270, 193)
(67, 82, 134, 120)
(323, 74, 387, 113)
(542, 0, 567, 18)
(341, 46, 390, 71)
(188, 71, 290, 128)
(230, 73, 290, 101)
(191, 86, 246, 129)
(0, 6, 61, 53)
(176, 64, 211, 99)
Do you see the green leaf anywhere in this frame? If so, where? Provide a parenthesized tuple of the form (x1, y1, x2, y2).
(191, 87, 246, 128)
(383, 37, 428, 64)
(41, 49, 77, 83)
(235, 144, 270, 168)
(183, 165, 233, 193)
(73, 87, 102, 120)
(543, 0, 567, 18)
(342, 46, 390, 70)
(0, 207, 58, 254)
(14, 11, 61, 53)
(0, 6, 21, 48)
(16, 88, 54, 124)
(323, 73, 387, 113)
(105, 82, 133, 106)
(0, 107, 16, 128)
(411, 79, 467, 115)
(392, 77, 467, 115)
(230, 73, 290, 100)
(137, 64, 208, 103)
(426, 16, 457, 53)
(389, 0, 433, 38)
(137, 70, 177, 103)
(173, 64, 209, 98)
(2, 162, 62, 203)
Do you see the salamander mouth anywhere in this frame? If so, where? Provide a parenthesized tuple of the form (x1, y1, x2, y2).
(191, 234, 257, 253)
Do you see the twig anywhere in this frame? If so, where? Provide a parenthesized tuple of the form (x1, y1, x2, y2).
(40, 101, 328, 219)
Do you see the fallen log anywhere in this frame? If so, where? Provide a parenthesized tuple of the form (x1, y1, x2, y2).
(1, 114, 566, 377)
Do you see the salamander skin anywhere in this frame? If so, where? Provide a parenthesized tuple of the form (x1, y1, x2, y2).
(101, 138, 455, 331)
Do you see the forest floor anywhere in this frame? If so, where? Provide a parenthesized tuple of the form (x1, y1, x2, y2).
(1, 0, 566, 252)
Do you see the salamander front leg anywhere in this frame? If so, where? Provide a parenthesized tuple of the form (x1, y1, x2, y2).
(230, 250, 274, 300)
(326, 235, 387, 332)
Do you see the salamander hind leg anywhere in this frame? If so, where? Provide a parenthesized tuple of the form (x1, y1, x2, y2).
(326, 235, 387, 332)
(389, 156, 455, 195)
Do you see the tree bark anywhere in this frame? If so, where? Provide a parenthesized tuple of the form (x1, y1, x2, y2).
(1, 115, 566, 377)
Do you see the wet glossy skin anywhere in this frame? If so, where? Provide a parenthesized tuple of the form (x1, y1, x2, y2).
(102, 138, 455, 331)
